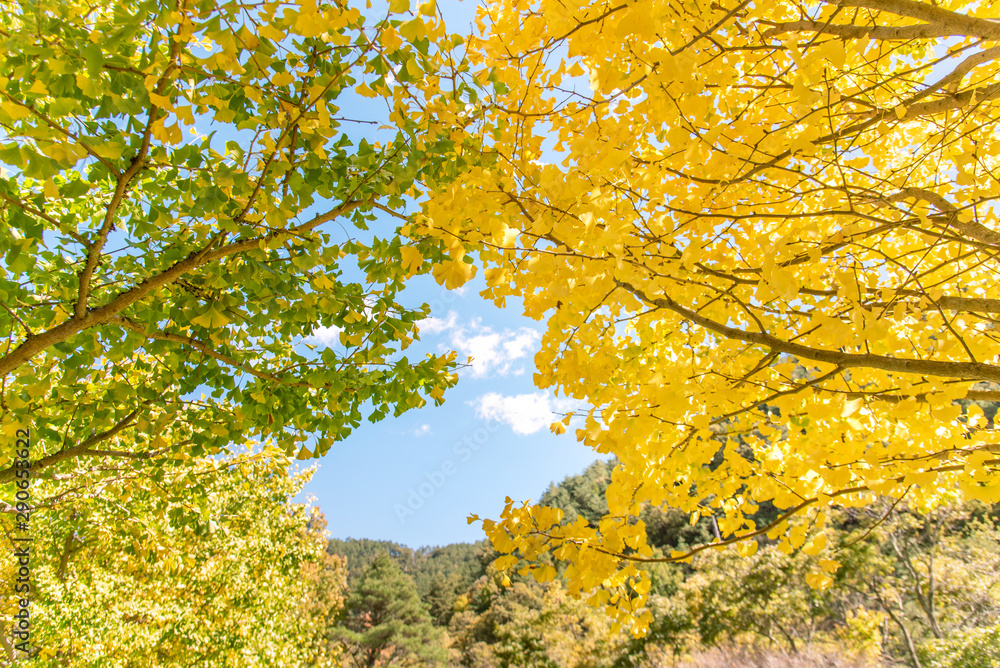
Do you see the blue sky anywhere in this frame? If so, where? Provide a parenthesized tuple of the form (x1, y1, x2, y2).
(301, 271, 605, 548)
(288, 0, 610, 549)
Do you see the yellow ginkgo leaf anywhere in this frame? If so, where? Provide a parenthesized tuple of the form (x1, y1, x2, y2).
(258, 22, 284, 41)
(818, 558, 841, 574)
(148, 92, 175, 111)
(431, 258, 476, 290)
(1, 100, 30, 120)
(805, 572, 834, 590)
(355, 82, 377, 98)
(399, 18, 426, 42)
(400, 245, 423, 276)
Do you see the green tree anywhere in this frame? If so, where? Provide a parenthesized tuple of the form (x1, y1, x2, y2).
(327, 538, 418, 583)
(0, 0, 478, 486)
(921, 625, 1000, 668)
(300, 514, 351, 667)
(328, 538, 490, 625)
(539, 459, 719, 558)
(407, 543, 490, 625)
(331, 552, 445, 668)
(539, 459, 612, 527)
(684, 543, 826, 653)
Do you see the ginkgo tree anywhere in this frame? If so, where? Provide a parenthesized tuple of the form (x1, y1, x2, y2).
(0, 0, 480, 484)
(418, 0, 1000, 633)
(1, 447, 346, 666)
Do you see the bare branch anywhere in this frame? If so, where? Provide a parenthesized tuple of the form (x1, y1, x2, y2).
(761, 20, 960, 41)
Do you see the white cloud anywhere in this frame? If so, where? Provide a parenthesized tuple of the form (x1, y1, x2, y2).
(308, 325, 343, 347)
(453, 329, 506, 377)
(502, 329, 538, 360)
(418, 311, 459, 336)
(412, 424, 432, 438)
(452, 324, 540, 377)
(417, 313, 541, 378)
(473, 392, 577, 436)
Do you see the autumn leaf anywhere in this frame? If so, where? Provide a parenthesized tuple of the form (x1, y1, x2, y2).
(431, 258, 476, 289)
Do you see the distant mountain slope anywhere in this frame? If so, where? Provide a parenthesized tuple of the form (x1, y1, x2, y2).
(326, 457, 715, 628)
(327, 538, 491, 624)
(539, 458, 717, 553)
(539, 458, 612, 526)
(326, 460, 1000, 668)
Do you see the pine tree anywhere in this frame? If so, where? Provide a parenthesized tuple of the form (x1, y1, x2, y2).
(330, 553, 446, 668)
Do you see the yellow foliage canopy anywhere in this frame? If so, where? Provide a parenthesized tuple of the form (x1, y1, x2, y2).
(420, 0, 1000, 633)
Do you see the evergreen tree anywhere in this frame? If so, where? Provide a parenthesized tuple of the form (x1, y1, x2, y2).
(328, 538, 490, 626)
(328, 539, 417, 584)
(330, 553, 446, 668)
(539, 459, 613, 526)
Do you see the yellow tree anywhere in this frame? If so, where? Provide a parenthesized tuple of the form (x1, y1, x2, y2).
(418, 0, 1000, 632)
(1, 448, 346, 666)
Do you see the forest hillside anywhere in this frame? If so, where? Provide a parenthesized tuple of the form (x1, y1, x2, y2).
(327, 460, 1000, 668)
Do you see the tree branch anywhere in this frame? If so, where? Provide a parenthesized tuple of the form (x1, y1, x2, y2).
(110, 315, 311, 387)
(880, 188, 1000, 246)
(0, 405, 146, 484)
(901, 82, 1000, 121)
(823, 0, 1000, 41)
(761, 20, 960, 41)
(74, 93, 160, 320)
(616, 280, 1000, 383)
(0, 198, 365, 379)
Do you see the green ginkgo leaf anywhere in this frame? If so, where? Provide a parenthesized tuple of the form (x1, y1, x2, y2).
(190, 303, 230, 329)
